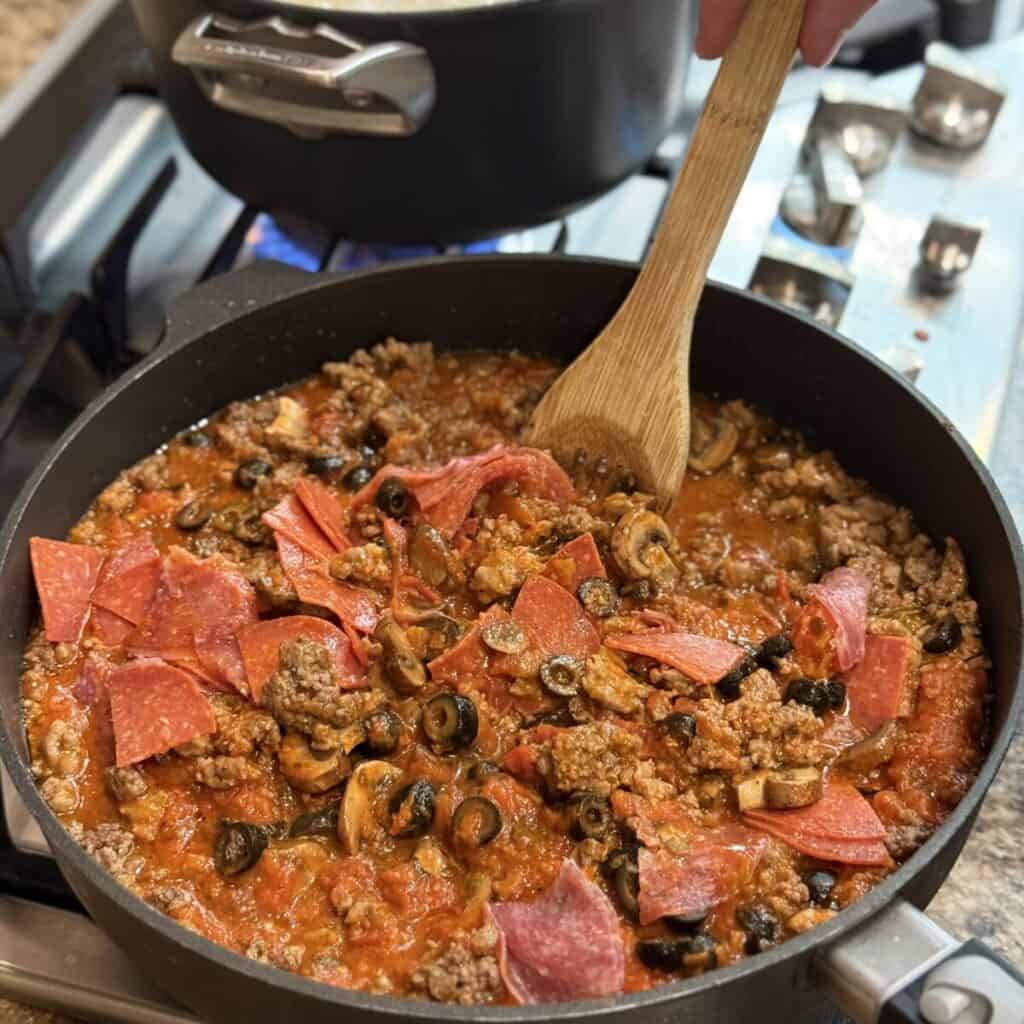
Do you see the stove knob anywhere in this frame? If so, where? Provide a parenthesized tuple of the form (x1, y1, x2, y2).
(911, 43, 1005, 151)
(805, 86, 909, 178)
(781, 139, 863, 248)
(917, 216, 983, 295)
(749, 238, 854, 330)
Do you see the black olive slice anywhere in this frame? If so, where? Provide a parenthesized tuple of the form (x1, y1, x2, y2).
(923, 614, 962, 654)
(480, 620, 527, 655)
(822, 679, 847, 710)
(232, 512, 268, 546)
(569, 792, 613, 840)
(664, 908, 709, 933)
(175, 500, 211, 532)
(620, 579, 654, 602)
(784, 679, 837, 716)
(343, 465, 374, 491)
(307, 455, 346, 480)
(235, 459, 272, 490)
(661, 712, 697, 747)
(577, 578, 619, 619)
(680, 933, 718, 972)
(183, 431, 212, 448)
(602, 846, 639, 920)
(362, 423, 388, 451)
(214, 821, 269, 877)
(388, 780, 436, 839)
(805, 870, 837, 907)
(362, 708, 403, 756)
(757, 633, 793, 665)
(466, 760, 500, 784)
(715, 656, 757, 702)
(539, 655, 583, 698)
(737, 904, 780, 954)
(422, 693, 478, 751)
(452, 796, 503, 848)
(375, 478, 410, 519)
(289, 803, 340, 838)
(636, 939, 687, 972)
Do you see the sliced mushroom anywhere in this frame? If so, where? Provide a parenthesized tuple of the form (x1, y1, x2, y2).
(735, 771, 769, 812)
(375, 616, 427, 693)
(338, 759, 402, 854)
(265, 396, 309, 443)
(834, 721, 899, 773)
(735, 767, 822, 811)
(611, 509, 679, 589)
(409, 524, 449, 587)
(278, 732, 351, 794)
(412, 836, 449, 877)
(763, 767, 823, 809)
(688, 414, 739, 473)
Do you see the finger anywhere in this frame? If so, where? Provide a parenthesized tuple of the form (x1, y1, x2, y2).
(800, 0, 879, 66)
(695, 0, 751, 59)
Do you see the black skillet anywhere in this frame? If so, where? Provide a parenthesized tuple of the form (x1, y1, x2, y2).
(1, 256, 1022, 1024)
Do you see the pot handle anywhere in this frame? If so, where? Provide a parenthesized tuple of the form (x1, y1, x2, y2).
(815, 899, 1024, 1023)
(171, 13, 436, 139)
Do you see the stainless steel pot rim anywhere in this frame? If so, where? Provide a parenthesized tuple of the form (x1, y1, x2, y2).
(1, 254, 1021, 1021)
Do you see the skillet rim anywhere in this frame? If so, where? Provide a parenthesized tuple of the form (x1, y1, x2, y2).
(0, 253, 1021, 1021)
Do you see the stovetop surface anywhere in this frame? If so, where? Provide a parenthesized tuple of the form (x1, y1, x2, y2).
(1, 13, 1023, 1024)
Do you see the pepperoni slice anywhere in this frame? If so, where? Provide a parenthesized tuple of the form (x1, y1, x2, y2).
(637, 831, 767, 925)
(107, 658, 217, 766)
(605, 630, 744, 685)
(262, 494, 336, 560)
(353, 447, 574, 535)
(127, 548, 258, 694)
(794, 567, 870, 675)
(274, 533, 378, 635)
(511, 575, 600, 661)
(91, 535, 161, 624)
(168, 656, 236, 694)
(29, 538, 105, 644)
(743, 783, 889, 865)
(543, 533, 606, 593)
(237, 615, 364, 702)
(427, 606, 506, 685)
(841, 634, 917, 732)
(488, 859, 624, 1004)
(294, 478, 350, 553)
(744, 782, 886, 841)
(90, 606, 134, 646)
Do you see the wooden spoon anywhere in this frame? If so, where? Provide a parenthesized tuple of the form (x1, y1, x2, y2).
(524, 0, 807, 507)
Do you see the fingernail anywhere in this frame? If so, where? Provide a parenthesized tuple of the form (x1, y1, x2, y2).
(820, 29, 849, 67)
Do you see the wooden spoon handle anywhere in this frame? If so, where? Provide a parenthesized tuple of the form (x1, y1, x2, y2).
(624, 0, 807, 331)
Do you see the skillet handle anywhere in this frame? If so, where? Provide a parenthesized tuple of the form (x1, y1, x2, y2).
(815, 900, 1024, 1024)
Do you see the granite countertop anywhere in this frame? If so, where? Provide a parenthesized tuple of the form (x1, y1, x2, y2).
(0, 0, 86, 95)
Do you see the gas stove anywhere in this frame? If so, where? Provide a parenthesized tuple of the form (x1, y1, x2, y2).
(1, 3, 1023, 1021)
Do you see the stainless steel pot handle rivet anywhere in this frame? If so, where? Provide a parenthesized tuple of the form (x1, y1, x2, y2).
(171, 14, 436, 139)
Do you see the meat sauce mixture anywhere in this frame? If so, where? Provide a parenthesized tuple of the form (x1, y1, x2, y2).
(22, 341, 989, 1005)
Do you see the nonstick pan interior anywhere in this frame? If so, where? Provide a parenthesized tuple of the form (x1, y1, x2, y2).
(0, 256, 1020, 1024)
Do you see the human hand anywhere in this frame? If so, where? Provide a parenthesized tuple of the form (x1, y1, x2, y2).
(696, 0, 879, 67)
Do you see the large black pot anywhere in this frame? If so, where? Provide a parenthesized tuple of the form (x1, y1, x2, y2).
(1, 257, 1023, 1024)
(128, 0, 695, 242)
